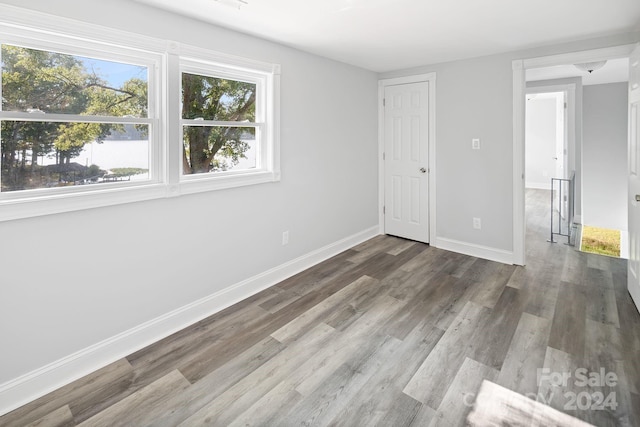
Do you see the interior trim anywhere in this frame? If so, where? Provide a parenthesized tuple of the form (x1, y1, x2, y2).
(435, 237, 515, 265)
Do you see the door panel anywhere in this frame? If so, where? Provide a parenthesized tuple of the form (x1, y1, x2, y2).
(628, 43, 640, 311)
(384, 82, 429, 243)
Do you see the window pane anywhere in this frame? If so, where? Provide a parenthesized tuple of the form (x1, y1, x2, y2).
(182, 73, 255, 121)
(183, 126, 256, 174)
(1, 44, 148, 117)
(1, 121, 149, 192)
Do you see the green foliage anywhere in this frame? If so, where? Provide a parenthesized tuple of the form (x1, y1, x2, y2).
(54, 123, 103, 161)
(182, 73, 256, 174)
(1, 44, 87, 114)
(109, 167, 148, 177)
(86, 164, 104, 177)
(84, 77, 148, 117)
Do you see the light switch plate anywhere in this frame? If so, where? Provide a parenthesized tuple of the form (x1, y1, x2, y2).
(472, 138, 480, 150)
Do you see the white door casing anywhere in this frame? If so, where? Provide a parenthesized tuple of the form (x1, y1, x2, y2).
(628, 43, 640, 311)
(555, 91, 568, 181)
(556, 91, 569, 219)
(383, 82, 430, 243)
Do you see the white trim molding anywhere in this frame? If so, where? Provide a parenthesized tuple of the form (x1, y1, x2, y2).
(512, 60, 526, 266)
(435, 237, 515, 265)
(0, 226, 379, 417)
(523, 44, 636, 70)
(378, 72, 437, 243)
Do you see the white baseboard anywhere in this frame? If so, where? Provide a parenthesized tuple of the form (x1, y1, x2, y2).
(0, 226, 380, 417)
(434, 237, 515, 265)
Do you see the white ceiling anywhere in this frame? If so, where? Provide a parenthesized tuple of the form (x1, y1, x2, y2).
(527, 57, 630, 86)
(135, 0, 640, 72)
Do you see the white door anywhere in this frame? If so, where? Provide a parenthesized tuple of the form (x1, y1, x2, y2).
(384, 82, 429, 243)
(628, 43, 640, 310)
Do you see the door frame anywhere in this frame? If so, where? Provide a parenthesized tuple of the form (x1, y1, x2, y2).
(378, 73, 437, 241)
(512, 44, 635, 265)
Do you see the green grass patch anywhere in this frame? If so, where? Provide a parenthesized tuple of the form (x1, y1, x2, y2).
(109, 168, 148, 177)
(581, 225, 621, 257)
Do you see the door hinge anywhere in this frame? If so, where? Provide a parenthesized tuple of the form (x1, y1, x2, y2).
(382, 152, 385, 160)
(383, 206, 386, 214)
(383, 98, 386, 107)
(564, 102, 567, 109)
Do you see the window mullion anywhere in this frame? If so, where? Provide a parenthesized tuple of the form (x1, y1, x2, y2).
(180, 119, 261, 127)
(166, 50, 181, 191)
(0, 111, 154, 124)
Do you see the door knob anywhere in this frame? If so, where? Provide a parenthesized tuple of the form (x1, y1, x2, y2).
(419, 167, 427, 173)
(636, 194, 640, 202)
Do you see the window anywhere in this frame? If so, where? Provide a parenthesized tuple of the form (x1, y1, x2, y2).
(181, 71, 258, 174)
(176, 51, 280, 193)
(1, 44, 155, 194)
(0, 7, 280, 220)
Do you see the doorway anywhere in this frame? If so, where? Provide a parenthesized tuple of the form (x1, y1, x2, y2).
(512, 44, 635, 266)
(383, 81, 429, 242)
(525, 87, 573, 245)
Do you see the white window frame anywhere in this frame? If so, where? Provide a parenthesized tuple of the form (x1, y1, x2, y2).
(0, 5, 281, 221)
(175, 50, 280, 193)
(0, 33, 163, 195)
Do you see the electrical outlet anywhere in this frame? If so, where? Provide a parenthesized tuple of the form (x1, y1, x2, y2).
(473, 217, 481, 230)
(282, 231, 289, 245)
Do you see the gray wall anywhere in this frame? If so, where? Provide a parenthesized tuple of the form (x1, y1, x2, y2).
(583, 83, 629, 230)
(380, 35, 638, 254)
(0, 0, 378, 388)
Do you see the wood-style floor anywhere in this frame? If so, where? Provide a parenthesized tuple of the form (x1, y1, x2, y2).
(2, 189, 639, 426)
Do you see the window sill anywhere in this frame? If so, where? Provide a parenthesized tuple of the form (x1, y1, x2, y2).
(177, 170, 281, 196)
(0, 171, 281, 222)
(0, 183, 168, 222)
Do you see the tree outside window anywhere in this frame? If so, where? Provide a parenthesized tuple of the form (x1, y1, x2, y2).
(1, 44, 149, 191)
(181, 72, 259, 175)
